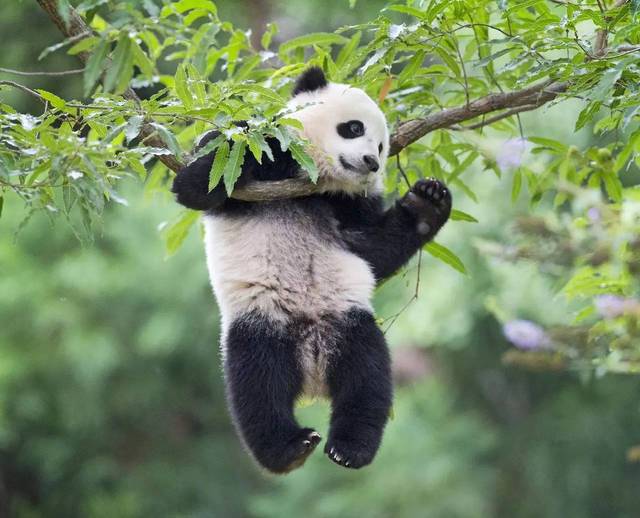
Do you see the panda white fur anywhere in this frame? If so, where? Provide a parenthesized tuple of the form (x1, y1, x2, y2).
(172, 67, 452, 473)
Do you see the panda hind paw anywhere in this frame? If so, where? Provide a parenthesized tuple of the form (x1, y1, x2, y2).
(324, 438, 375, 469)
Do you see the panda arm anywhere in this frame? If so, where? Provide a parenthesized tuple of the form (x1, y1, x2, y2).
(334, 179, 452, 283)
(172, 130, 301, 211)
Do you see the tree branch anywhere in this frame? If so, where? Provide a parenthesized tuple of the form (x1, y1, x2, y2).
(0, 66, 85, 76)
(36, 0, 572, 202)
(388, 81, 568, 155)
(35, 0, 183, 174)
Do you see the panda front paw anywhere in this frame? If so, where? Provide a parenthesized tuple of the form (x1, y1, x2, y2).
(399, 178, 452, 236)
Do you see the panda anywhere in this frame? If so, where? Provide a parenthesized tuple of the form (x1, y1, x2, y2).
(172, 67, 452, 473)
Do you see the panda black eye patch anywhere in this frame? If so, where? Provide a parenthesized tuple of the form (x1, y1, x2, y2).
(337, 120, 365, 139)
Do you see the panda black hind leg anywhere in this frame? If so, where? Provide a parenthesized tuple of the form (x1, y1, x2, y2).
(224, 311, 321, 474)
(324, 308, 392, 469)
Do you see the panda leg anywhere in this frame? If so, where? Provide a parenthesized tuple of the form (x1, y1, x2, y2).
(324, 308, 392, 469)
(224, 312, 321, 474)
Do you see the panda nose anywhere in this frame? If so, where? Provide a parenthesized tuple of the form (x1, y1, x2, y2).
(363, 154, 379, 172)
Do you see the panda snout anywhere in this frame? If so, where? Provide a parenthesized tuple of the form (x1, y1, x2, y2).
(362, 155, 379, 173)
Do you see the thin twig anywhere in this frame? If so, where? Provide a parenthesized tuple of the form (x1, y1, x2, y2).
(395, 154, 412, 189)
(451, 104, 539, 131)
(382, 249, 423, 334)
(0, 67, 85, 77)
(0, 81, 47, 103)
(34, 0, 626, 203)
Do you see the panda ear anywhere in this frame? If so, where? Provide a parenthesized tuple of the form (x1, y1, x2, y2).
(292, 66, 328, 96)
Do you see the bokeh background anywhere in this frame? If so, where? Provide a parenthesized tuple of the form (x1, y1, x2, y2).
(1, 1, 640, 517)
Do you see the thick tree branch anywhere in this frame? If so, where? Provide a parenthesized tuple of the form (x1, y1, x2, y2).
(36, 0, 572, 202)
(388, 81, 568, 155)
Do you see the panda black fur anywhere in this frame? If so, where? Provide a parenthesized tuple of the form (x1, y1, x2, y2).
(172, 67, 452, 473)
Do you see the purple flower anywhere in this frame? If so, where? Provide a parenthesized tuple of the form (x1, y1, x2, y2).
(587, 207, 601, 223)
(594, 295, 630, 319)
(503, 319, 551, 350)
(497, 138, 528, 171)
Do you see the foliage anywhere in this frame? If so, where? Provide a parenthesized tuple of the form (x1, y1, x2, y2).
(0, 0, 637, 243)
(0, 185, 263, 517)
(481, 184, 640, 375)
(2, 1, 640, 514)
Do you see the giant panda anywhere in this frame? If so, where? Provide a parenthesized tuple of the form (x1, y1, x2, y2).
(172, 67, 452, 473)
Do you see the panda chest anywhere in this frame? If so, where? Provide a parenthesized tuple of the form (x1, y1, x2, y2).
(203, 210, 375, 322)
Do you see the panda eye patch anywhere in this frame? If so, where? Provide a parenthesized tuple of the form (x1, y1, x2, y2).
(378, 143, 383, 154)
(337, 120, 365, 139)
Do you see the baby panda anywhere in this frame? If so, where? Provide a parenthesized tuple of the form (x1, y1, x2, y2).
(172, 67, 452, 473)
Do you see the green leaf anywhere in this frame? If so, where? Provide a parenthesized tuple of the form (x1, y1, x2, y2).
(506, 0, 542, 14)
(511, 169, 522, 202)
(247, 134, 264, 163)
(424, 242, 467, 275)
(131, 40, 155, 77)
(575, 101, 601, 131)
(279, 32, 348, 54)
(248, 132, 274, 162)
(124, 115, 144, 142)
(174, 64, 193, 109)
(261, 23, 278, 49)
(528, 137, 567, 153)
(0, 196, 3, 220)
(602, 171, 623, 202)
(36, 90, 66, 110)
(104, 33, 133, 94)
(164, 210, 200, 257)
(57, 0, 72, 28)
(398, 50, 425, 85)
(434, 47, 460, 78)
(83, 38, 109, 96)
(272, 126, 292, 151)
(235, 84, 286, 105)
(160, 0, 217, 17)
(223, 139, 247, 196)
(277, 118, 303, 131)
(208, 140, 229, 192)
(386, 5, 426, 18)
(192, 133, 226, 161)
(450, 209, 478, 223)
(67, 36, 99, 55)
(289, 142, 319, 183)
(150, 123, 182, 159)
(104, 122, 127, 143)
(562, 266, 627, 300)
(335, 31, 361, 69)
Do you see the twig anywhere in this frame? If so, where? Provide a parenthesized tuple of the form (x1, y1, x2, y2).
(388, 80, 569, 155)
(35, 0, 183, 174)
(0, 81, 47, 103)
(451, 104, 539, 131)
(382, 249, 423, 334)
(594, 0, 629, 57)
(0, 67, 85, 77)
(395, 154, 412, 189)
(34, 0, 596, 203)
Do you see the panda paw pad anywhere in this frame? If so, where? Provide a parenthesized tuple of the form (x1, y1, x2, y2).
(399, 178, 452, 235)
(324, 439, 374, 469)
(280, 429, 322, 473)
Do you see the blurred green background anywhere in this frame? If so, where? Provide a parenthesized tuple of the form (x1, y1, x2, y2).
(1, 1, 640, 517)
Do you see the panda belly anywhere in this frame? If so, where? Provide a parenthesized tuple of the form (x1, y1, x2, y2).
(202, 202, 375, 396)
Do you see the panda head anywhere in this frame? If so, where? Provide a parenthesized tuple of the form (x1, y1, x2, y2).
(287, 67, 389, 195)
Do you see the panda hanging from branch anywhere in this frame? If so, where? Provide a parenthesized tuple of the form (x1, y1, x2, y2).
(172, 67, 452, 473)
